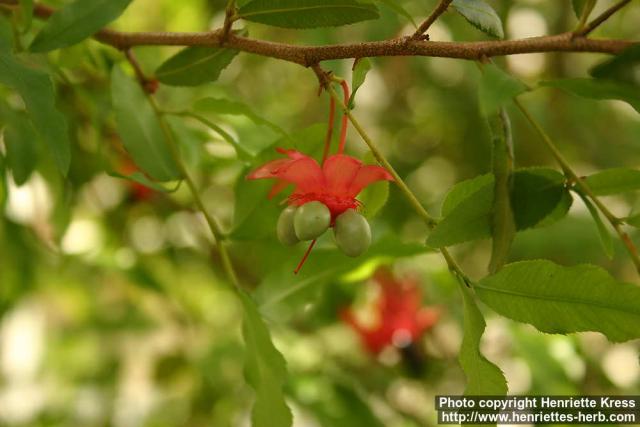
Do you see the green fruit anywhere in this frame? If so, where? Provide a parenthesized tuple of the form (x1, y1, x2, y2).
(277, 205, 299, 246)
(334, 209, 371, 257)
(294, 201, 331, 241)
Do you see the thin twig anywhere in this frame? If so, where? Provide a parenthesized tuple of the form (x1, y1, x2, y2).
(412, 0, 453, 40)
(514, 98, 640, 275)
(574, 0, 632, 37)
(221, 0, 236, 42)
(0, 0, 634, 65)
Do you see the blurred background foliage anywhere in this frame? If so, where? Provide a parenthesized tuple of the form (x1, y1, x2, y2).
(1, 0, 639, 426)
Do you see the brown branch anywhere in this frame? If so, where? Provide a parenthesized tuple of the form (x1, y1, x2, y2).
(0, 0, 636, 67)
(412, 0, 453, 40)
(575, 0, 632, 37)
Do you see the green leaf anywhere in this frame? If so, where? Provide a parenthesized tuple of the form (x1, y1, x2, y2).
(441, 173, 493, 217)
(193, 97, 286, 135)
(478, 63, 527, 116)
(591, 44, 640, 86)
(451, 0, 504, 39)
(108, 171, 181, 193)
(18, 0, 34, 32)
(239, 291, 293, 427)
(540, 78, 640, 114)
(155, 46, 239, 87)
(578, 192, 613, 258)
(571, 0, 588, 18)
(358, 180, 388, 218)
(238, 0, 379, 28)
(111, 66, 180, 182)
(475, 260, 640, 342)
(349, 57, 372, 108)
(429, 168, 571, 247)
(29, 0, 133, 52)
(0, 51, 70, 174)
(459, 284, 508, 396)
(625, 213, 640, 228)
(3, 112, 39, 186)
(375, 0, 416, 27)
(488, 109, 515, 273)
(583, 168, 640, 195)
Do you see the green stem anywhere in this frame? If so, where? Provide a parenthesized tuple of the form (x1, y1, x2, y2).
(326, 81, 471, 286)
(166, 110, 237, 147)
(574, 0, 596, 33)
(149, 97, 241, 288)
(514, 97, 640, 275)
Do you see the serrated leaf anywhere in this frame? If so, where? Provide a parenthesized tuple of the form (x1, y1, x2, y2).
(540, 78, 640, 114)
(349, 57, 371, 108)
(441, 173, 493, 216)
(459, 284, 508, 396)
(155, 46, 239, 86)
(3, 112, 39, 186)
(488, 109, 515, 273)
(429, 168, 571, 247)
(111, 66, 180, 182)
(578, 191, 614, 258)
(375, 0, 416, 27)
(194, 97, 286, 135)
(0, 49, 70, 174)
(238, 0, 379, 28)
(583, 168, 640, 195)
(451, 0, 504, 39)
(239, 291, 293, 427)
(478, 63, 527, 116)
(475, 260, 640, 342)
(30, 0, 133, 52)
(591, 44, 640, 86)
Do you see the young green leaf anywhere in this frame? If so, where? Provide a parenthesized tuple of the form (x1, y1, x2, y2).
(430, 168, 571, 247)
(451, 0, 504, 39)
(194, 97, 286, 135)
(577, 192, 614, 259)
(155, 46, 239, 86)
(590, 44, 640, 86)
(111, 66, 180, 182)
(478, 63, 527, 116)
(108, 171, 181, 193)
(475, 260, 640, 342)
(358, 180, 389, 218)
(239, 291, 293, 427)
(459, 284, 508, 396)
(30, 0, 133, 52)
(3, 112, 39, 186)
(18, 0, 34, 32)
(238, 0, 379, 28)
(0, 51, 70, 174)
(375, 0, 417, 27)
(583, 168, 640, 195)
(571, 0, 588, 18)
(349, 57, 372, 108)
(540, 78, 640, 114)
(488, 109, 515, 273)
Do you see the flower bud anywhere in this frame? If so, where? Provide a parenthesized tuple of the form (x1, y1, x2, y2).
(277, 205, 299, 246)
(294, 201, 331, 241)
(334, 209, 371, 257)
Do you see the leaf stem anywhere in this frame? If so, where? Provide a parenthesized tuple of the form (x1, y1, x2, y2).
(321, 95, 335, 164)
(326, 77, 471, 286)
(149, 97, 241, 288)
(514, 97, 640, 275)
(337, 80, 350, 154)
(574, 0, 631, 37)
(573, 0, 596, 34)
(412, 0, 453, 40)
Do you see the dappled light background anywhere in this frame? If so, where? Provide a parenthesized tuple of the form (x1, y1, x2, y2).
(1, 0, 640, 426)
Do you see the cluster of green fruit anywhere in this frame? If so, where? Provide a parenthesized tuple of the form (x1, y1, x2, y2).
(277, 201, 371, 257)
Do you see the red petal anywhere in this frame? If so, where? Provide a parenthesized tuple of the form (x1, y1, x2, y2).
(348, 165, 394, 197)
(267, 180, 290, 199)
(246, 158, 292, 180)
(322, 154, 362, 195)
(247, 151, 324, 194)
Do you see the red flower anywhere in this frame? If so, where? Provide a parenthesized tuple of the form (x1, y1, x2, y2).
(247, 148, 393, 219)
(120, 160, 154, 201)
(341, 268, 440, 355)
